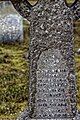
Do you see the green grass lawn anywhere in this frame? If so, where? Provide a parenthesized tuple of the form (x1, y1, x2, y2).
(74, 20, 80, 110)
(0, 20, 30, 119)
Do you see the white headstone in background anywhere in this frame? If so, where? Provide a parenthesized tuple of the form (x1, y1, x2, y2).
(0, 1, 23, 43)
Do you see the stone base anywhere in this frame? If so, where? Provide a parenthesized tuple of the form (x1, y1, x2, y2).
(16, 109, 80, 120)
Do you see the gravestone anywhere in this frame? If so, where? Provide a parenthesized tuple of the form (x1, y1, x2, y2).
(0, 1, 23, 43)
(10, 0, 80, 119)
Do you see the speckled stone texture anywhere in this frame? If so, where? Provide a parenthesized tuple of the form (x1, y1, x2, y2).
(11, 0, 80, 119)
(0, 1, 23, 42)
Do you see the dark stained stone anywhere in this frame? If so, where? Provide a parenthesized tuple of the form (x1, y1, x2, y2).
(11, 0, 80, 119)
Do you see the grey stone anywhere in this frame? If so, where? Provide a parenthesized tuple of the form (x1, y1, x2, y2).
(10, 0, 80, 119)
(0, 1, 23, 43)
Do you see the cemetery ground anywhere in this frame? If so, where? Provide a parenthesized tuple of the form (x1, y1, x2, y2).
(74, 20, 80, 110)
(0, 0, 80, 120)
(0, 20, 30, 120)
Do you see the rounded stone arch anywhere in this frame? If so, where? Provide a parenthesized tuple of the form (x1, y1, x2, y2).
(35, 48, 74, 118)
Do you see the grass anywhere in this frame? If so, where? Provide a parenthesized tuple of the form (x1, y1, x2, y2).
(74, 20, 80, 110)
(0, 20, 30, 119)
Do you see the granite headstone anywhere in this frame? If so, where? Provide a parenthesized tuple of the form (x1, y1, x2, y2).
(10, 0, 80, 119)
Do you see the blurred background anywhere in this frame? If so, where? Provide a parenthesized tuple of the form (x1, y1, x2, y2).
(0, 0, 80, 119)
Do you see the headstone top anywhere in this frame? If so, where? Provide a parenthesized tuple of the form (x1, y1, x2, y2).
(0, 1, 23, 43)
(10, 0, 80, 21)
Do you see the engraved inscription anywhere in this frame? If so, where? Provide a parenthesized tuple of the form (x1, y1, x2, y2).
(36, 48, 73, 119)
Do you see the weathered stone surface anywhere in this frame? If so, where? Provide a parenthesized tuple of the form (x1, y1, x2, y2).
(36, 48, 73, 118)
(0, 1, 23, 42)
(10, 0, 80, 119)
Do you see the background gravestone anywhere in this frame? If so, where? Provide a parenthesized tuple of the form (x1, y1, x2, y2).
(0, 1, 23, 43)
(8, 0, 80, 119)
